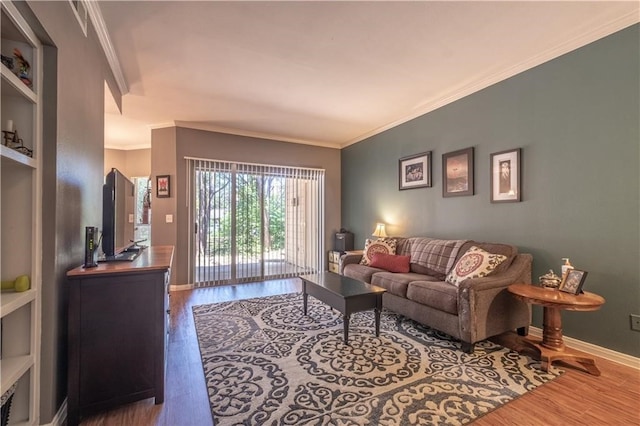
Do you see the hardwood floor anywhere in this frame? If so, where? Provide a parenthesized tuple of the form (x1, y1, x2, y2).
(78, 279, 640, 425)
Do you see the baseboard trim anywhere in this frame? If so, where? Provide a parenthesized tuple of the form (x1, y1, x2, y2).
(529, 326, 640, 370)
(170, 283, 195, 291)
(45, 398, 66, 426)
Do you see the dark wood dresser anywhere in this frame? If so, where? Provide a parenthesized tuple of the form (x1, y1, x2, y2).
(66, 246, 174, 426)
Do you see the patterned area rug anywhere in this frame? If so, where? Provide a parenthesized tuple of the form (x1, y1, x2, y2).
(193, 293, 560, 425)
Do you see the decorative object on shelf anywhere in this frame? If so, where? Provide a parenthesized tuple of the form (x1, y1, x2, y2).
(1, 128, 33, 158)
(372, 223, 387, 238)
(539, 269, 562, 289)
(156, 175, 170, 198)
(559, 269, 588, 295)
(1, 382, 17, 426)
(399, 151, 432, 190)
(0, 54, 14, 70)
(443, 147, 474, 197)
(13, 48, 32, 88)
(1, 274, 31, 292)
(490, 148, 521, 203)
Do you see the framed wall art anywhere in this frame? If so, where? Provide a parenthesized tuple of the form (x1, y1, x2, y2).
(490, 148, 521, 203)
(399, 151, 432, 190)
(442, 147, 474, 197)
(156, 175, 170, 198)
(559, 269, 588, 295)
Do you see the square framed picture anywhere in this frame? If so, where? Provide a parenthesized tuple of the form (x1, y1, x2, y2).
(156, 175, 170, 198)
(399, 151, 432, 190)
(442, 147, 474, 197)
(559, 269, 588, 295)
(490, 148, 521, 203)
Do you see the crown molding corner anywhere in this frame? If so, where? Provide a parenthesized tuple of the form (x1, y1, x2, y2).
(86, 1, 128, 96)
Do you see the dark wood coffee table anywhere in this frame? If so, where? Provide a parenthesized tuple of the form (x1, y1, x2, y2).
(299, 272, 386, 344)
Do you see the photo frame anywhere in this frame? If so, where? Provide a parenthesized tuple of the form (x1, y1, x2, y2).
(559, 269, 588, 295)
(490, 148, 521, 203)
(442, 147, 474, 197)
(156, 175, 170, 198)
(399, 151, 432, 190)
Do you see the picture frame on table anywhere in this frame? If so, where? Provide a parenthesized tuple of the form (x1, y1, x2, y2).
(399, 151, 432, 190)
(156, 175, 170, 198)
(559, 269, 588, 295)
(490, 148, 521, 203)
(442, 147, 474, 197)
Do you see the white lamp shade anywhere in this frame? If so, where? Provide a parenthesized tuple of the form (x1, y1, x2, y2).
(372, 223, 387, 238)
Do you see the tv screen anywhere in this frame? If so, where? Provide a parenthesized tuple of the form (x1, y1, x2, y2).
(102, 168, 135, 257)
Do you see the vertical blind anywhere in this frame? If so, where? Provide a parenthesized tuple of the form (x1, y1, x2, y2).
(186, 157, 325, 287)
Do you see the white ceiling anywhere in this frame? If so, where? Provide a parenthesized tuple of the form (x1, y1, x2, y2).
(98, 1, 639, 150)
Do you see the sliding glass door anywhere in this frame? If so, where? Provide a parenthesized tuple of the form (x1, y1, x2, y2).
(187, 159, 324, 286)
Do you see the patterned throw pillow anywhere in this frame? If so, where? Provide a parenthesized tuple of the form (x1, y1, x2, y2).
(360, 238, 397, 266)
(446, 246, 507, 286)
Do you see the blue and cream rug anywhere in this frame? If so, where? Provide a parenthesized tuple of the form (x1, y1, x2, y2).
(193, 292, 560, 425)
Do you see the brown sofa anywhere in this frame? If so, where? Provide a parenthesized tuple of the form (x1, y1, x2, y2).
(340, 237, 532, 353)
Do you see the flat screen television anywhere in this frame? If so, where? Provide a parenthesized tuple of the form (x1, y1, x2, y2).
(102, 168, 136, 258)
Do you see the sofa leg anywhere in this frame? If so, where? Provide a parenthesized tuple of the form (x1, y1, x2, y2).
(517, 326, 528, 336)
(461, 342, 474, 354)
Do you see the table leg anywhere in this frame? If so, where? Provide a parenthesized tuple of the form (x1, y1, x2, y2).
(302, 281, 308, 315)
(541, 306, 564, 350)
(514, 305, 602, 376)
(344, 313, 350, 344)
(374, 295, 382, 337)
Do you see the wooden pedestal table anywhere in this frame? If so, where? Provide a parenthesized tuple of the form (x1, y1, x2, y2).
(507, 283, 605, 376)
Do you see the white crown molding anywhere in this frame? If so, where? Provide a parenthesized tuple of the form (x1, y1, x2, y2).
(104, 142, 150, 151)
(86, 0, 128, 96)
(529, 327, 640, 370)
(342, 10, 640, 148)
(172, 121, 342, 149)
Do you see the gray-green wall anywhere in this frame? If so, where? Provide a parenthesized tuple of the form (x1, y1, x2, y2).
(342, 25, 639, 357)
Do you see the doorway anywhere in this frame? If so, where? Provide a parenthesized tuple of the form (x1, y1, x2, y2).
(133, 176, 151, 245)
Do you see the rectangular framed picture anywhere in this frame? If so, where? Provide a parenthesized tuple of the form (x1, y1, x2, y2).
(442, 147, 474, 197)
(156, 175, 170, 198)
(559, 269, 588, 295)
(399, 151, 432, 190)
(490, 148, 521, 203)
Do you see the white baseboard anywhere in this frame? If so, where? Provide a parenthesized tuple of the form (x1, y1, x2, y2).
(529, 326, 640, 370)
(170, 283, 194, 291)
(45, 398, 66, 426)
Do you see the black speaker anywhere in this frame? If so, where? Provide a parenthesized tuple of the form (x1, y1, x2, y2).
(334, 232, 354, 252)
(84, 226, 99, 268)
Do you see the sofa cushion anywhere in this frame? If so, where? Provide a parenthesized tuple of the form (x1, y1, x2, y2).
(360, 238, 397, 266)
(446, 246, 507, 286)
(371, 272, 439, 298)
(409, 238, 469, 276)
(369, 253, 411, 273)
(343, 264, 385, 284)
(406, 280, 458, 315)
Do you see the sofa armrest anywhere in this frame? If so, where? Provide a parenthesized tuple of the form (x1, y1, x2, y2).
(458, 253, 533, 291)
(339, 252, 363, 274)
(457, 253, 533, 344)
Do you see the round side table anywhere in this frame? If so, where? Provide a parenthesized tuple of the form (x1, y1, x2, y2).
(508, 283, 605, 376)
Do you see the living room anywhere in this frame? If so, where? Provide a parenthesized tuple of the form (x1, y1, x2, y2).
(1, 1, 638, 425)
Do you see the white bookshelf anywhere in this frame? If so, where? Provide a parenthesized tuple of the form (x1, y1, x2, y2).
(1, 1, 42, 425)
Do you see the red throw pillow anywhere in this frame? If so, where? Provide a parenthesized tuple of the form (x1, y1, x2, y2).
(370, 253, 411, 273)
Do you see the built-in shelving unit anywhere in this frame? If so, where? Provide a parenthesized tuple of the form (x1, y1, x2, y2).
(1, 1, 42, 424)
